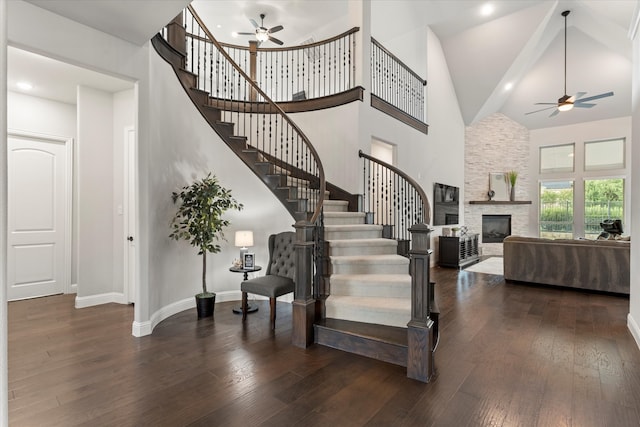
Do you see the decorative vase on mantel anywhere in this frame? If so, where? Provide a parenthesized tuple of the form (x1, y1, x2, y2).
(507, 170, 518, 202)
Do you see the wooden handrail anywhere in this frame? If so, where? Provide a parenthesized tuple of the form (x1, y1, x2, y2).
(371, 37, 426, 85)
(187, 4, 325, 224)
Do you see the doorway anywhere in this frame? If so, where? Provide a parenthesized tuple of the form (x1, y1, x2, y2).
(7, 131, 72, 300)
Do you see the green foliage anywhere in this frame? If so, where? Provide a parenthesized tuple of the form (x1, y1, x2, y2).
(585, 179, 623, 202)
(507, 170, 518, 186)
(169, 173, 243, 294)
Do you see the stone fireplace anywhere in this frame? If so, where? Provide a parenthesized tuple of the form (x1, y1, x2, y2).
(463, 113, 531, 256)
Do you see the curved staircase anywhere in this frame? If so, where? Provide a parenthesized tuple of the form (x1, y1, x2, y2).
(155, 5, 437, 382)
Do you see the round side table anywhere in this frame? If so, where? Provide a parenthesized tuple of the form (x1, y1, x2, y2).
(229, 265, 262, 314)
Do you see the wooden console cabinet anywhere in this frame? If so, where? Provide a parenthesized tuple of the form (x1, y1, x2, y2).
(438, 234, 480, 269)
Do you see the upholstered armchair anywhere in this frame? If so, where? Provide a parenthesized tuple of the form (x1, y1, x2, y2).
(241, 231, 296, 329)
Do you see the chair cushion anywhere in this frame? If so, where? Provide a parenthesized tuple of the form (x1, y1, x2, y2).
(268, 232, 296, 279)
(241, 275, 294, 298)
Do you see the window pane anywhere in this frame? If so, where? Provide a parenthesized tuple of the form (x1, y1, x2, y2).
(540, 144, 574, 173)
(540, 181, 573, 239)
(584, 178, 624, 239)
(585, 139, 625, 171)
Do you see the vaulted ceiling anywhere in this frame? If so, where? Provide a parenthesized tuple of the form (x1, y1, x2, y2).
(192, 0, 635, 130)
(11, 0, 638, 131)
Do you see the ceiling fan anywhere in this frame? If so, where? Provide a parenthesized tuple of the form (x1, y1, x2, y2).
(235, 14, 284, 46)
(526, 10, 614, 117)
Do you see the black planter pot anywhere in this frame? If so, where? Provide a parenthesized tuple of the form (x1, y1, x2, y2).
(195, 293, 215, 318)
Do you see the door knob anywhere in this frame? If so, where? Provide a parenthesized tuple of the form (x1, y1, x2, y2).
(127, 236, 134, 242)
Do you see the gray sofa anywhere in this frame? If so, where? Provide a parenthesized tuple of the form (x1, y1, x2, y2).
(503, 236, 630, 295)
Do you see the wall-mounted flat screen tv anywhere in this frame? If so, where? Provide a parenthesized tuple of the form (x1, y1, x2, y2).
(433, 183, 459, 226)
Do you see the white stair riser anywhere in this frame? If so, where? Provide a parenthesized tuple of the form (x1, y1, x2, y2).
(328, 244, 397, 256)
(323, 215, 366, 226)
(330, 281, 411, 298)
(323, 201, 349, 213)
(325, 229, 382, 240)
(325, 303, 410, 329)
(331, 262, 409, 275)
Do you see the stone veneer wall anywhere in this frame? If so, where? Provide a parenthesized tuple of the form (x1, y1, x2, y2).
(465, 113, 531, 256)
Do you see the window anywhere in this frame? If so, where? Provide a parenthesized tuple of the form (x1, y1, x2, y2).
(540, 181, 573, 239)
(540, 143, 574, 173)
(584, 178, 624, 239)
(585, 138, 625, 171)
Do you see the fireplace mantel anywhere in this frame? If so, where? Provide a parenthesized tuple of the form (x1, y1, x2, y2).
(469, 201, 532, 205)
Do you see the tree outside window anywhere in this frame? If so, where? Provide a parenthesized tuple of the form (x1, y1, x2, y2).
(584, 178, 624, 239)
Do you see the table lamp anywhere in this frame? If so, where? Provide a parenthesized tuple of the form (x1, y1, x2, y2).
(235, 230, 254, 266)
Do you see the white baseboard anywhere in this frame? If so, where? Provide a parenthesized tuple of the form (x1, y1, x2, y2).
(628, 313, 640, 350)
(132, 290, 294, 337)
(75, 292, 127, 308)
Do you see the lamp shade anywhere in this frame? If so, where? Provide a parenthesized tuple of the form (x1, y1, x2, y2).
(235, 230, 254, 248)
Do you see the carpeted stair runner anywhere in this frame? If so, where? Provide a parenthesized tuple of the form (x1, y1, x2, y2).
(323, 200, 411, 328)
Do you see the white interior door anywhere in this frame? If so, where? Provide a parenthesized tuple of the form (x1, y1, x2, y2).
(123, 126, 136, 304)
(7, 132, 72, 301)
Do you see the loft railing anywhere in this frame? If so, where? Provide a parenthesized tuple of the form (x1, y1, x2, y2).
(359, 150, 430, 250)
(173, 5, 325, 225)
(217, 29, 359, 103)
(370, 37, 427, 131)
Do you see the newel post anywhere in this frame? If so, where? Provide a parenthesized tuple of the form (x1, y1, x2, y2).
(292, 220, 316, 347)
(407, 223, 435, 382)
(249, 40, 258, 102)
(167, 12, 187, 58)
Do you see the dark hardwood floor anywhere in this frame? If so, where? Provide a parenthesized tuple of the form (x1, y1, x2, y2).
(8, 266, 640, 426)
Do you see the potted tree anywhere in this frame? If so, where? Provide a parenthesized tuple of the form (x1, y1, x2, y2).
(170, 173, 243, 318)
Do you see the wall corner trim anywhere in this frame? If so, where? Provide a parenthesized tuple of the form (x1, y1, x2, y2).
(627, 313, 640, 350)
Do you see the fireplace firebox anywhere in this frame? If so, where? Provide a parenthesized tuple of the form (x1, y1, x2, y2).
(482, 215, 512, 243)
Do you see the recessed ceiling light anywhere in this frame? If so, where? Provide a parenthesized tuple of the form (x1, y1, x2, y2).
(480, 3, 494, 16)
(504, 82, 513, 91)
(16, 81, 33, 90)
(216, 24, 222, 29)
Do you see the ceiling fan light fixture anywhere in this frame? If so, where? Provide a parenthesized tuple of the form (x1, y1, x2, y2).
(558, 102, 573, 112)
(256, 29, 269, 42)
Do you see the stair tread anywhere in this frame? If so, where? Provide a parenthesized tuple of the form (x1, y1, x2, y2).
(323, 212, 365, 217)
(331, 274, 411, 283)
(324, 224, 383, 231)
(327, 238, 397, 246)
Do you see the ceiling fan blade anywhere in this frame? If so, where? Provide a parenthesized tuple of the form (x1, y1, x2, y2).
(269, 36, 284, 45)
(534, 102, 559, 105)
(549, 108, 560, 118)
(576, 91, 614, 103)
(573, 103, 596, 108)
(573, 92, 587, 101)
(269, 25, 283, 33)
(525, 106, 556, 115)
(250, 18, 259, 29)
(236, 32, 255, 36)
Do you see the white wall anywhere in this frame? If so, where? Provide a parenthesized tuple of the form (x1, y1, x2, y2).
(7, 0, 152, 328)
(144, 47, 296, 333)
(77, 86, 115, 299)
(628, 26, 640, 349)
(1, 1, 9, 423)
